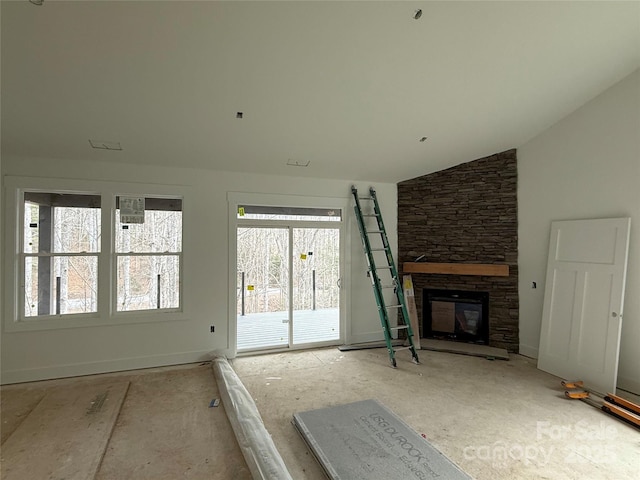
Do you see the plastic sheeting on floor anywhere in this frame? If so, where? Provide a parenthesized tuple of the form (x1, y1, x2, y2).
(212, 356, 293, 480)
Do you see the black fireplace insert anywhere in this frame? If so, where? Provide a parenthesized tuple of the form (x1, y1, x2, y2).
(423, 289, 489, 344)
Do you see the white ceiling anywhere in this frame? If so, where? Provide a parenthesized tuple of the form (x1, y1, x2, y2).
(2, 1, 639, 183)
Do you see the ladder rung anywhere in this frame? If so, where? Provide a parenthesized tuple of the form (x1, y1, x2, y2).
(374, 266, 392, 270)
(390, 325, 409, 331)
(394, 346, 413, 351)
(370, 248, 386, 251)
(386, 305, 402, 309)
(362, 214, 379, 217)
(367, 230, 384, 234)
(381, 284, 395, 289)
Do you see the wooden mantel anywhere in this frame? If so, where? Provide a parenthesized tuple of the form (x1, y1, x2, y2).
(403, 262, 509, 277)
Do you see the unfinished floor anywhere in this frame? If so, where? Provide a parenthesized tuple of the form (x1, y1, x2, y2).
(1, 363, 251, 480)
(2, 348, 639, 479)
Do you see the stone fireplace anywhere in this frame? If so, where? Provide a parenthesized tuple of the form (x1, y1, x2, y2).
(397, 149, 519, 352)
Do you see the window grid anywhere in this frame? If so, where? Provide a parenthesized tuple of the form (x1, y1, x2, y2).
(17, 190, 184, 320)
(114, 197, 183, 313)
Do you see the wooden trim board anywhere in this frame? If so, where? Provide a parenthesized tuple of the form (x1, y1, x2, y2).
(403, 262, 509, 277)
(402, 275, 421, 349)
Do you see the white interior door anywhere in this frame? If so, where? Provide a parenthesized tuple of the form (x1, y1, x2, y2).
(537, 218, 631, 394)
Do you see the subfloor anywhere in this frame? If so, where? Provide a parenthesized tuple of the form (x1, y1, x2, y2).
(1, 348, 639, 479)
(0, 363, 251, 480)
(229, 348, 640, 480)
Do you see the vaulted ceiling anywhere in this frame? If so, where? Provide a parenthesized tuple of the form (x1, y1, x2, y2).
(2, 1, 639, 182)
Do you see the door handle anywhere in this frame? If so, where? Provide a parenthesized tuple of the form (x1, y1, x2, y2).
(337, 278, 341, 288)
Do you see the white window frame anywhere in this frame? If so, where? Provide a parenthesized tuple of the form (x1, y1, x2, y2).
(113, 193, 183, 315)
(21, 190, 102, 319)
(3, 176, 190, 332)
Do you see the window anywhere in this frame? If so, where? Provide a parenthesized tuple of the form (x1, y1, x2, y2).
(5, 177, 187, 329)
(115, 196, 182, 312)
(22, 192, 101, 317)
(237, 205, 341, 222)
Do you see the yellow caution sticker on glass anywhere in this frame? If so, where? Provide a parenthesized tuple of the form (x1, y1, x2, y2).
(247, 285, 254, 291)
(300, 254, 307, 260)
(238, 207, 245, 216)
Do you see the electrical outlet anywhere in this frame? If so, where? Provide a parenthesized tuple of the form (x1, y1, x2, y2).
(210, 325, 215, 333)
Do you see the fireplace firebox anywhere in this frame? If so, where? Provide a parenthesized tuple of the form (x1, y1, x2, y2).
(423, 289, 489, 345)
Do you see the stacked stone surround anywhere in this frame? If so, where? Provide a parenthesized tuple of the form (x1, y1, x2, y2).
(397, 149, 519, 352)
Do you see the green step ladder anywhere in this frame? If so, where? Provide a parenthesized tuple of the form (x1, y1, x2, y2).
(351, 186, 419, 368)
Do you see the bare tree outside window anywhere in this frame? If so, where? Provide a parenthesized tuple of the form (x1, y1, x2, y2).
(236, 210, 340, 316)
(23, 193, 100, 317)
(115, 197, 182, 312)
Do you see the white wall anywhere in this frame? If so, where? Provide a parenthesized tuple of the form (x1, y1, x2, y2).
(1, 157, 396, 383)
(519, 69, 640, 393)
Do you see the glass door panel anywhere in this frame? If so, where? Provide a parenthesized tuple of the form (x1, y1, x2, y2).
(292, 227, 340, 345)
(237, 227, 289, 351)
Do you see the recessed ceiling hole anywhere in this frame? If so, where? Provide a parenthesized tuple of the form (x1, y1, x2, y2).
(236, 112, 243, 119)
(89, 139, 122, 151)
(286, 159, 310, 167)
(414, 9, 422, 20)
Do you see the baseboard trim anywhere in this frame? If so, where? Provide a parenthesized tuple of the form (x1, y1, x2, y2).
(617, 375, 640, 396)
(346, 332, 386, 345)
(518, 344, 539, 359)
(0, 349, 228, 385)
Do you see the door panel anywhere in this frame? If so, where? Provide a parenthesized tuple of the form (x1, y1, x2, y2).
(236, 227, 289, 351)
(292, 228, 340, 345)
(544, 269, 577, 359)
(538, 218, 630, 394)
(556, 222, 619, 264)
(577, 271, 614, 372)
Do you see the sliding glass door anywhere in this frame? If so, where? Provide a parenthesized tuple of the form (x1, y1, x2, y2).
(236, 209, 341, 352)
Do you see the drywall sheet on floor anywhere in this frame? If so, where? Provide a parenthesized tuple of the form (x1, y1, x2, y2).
(0, 380, 129, 480)
(293, 399, 471, 480)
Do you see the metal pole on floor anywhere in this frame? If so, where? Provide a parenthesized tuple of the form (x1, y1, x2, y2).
(55, 276, 61, 315)
(312, 269, 316, 311)
(241, 272, 245, 316)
